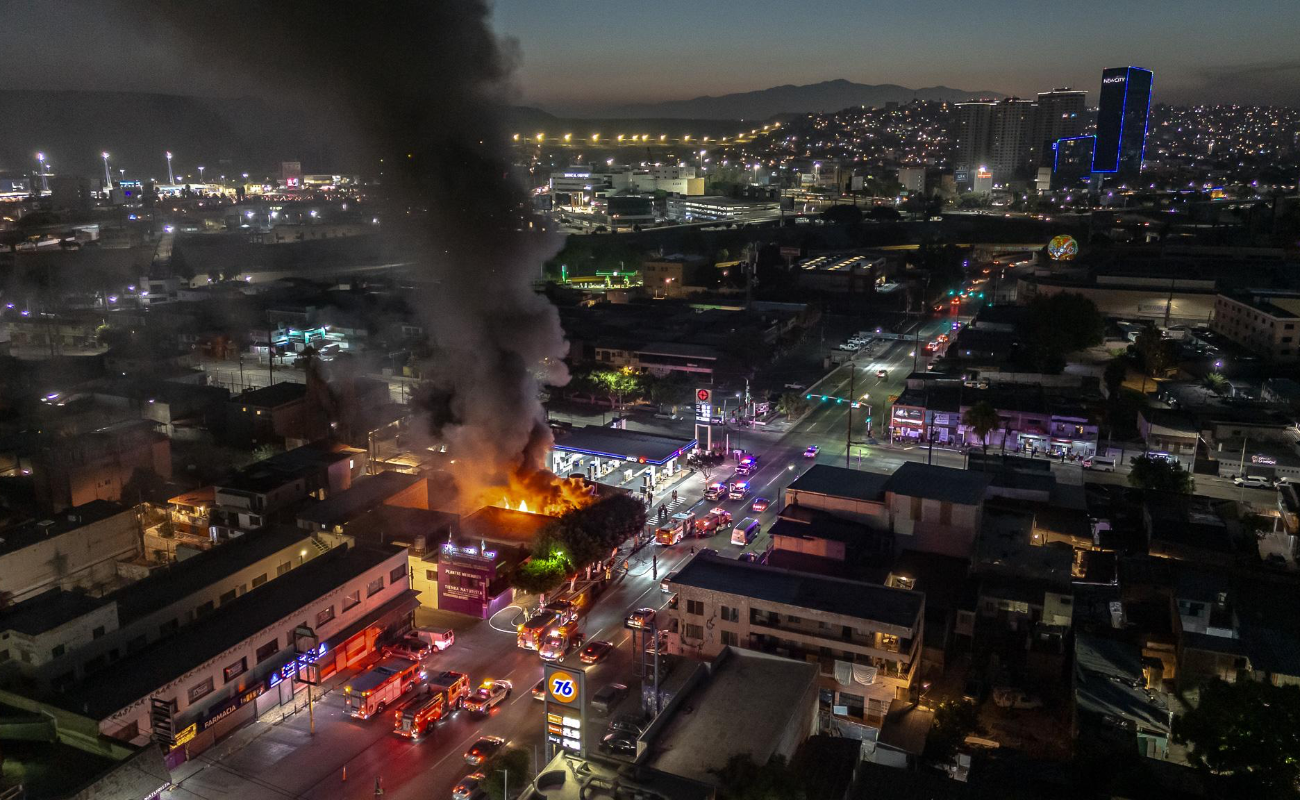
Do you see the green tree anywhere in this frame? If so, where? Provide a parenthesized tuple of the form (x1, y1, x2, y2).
(927, 699, 980, 761)
(963, 401, 1001, 454)
(1204, 371, 1230, 396)
(712, 754, 805, 800)
(1127, 454, 1195, 494)
(481, 747, 531, 800)
(1024, 292, 1105, 372)
(509, 557, 567, 596)
(822, 204, 863, 225)
(588, 368, 643, 409)
(1173, 679, 1300, 800)
(777, 392, 810, 420)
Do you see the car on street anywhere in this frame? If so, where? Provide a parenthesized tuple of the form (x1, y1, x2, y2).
(384, 635, 432, 662)
(625, 608, 656, 629)
(464, 735, 506, 766)
(464, 679, 512, 715)
(1234, 475, 1272, 489)
(875, 369, 888, 379)
(728, 480, 750, 500)
(704, 482, 726, 501)
(803, 445, 819, 458)
(784, 382, 807, 391)
(452, 773, 487, 800)
(581, 640, 614, 664)
(532, 679, 546, 700)
(592, 682, 629, 714)
(414, 627, 455, 651)
(750, 497, 770, 513)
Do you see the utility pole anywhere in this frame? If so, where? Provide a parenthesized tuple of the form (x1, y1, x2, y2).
(267, 328, 274, 386)
(846, 365, 854, 469)
(1238, 436, 1248, 504)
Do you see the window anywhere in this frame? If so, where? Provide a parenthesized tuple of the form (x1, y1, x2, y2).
(366, 576, 385, 597)
(316, 605, 335, 626)
(425, 570, 437, 582)
(940, 501, 952, 525)
(342, 590, 361, 612)
(838, 691, 865, 718)
(196, 600, 215, 617)
(92, 626, 105, 639)
(256, 638, 279, 663)
(219, 589, 237, 605)
(686, 599, 704, 616)
(683, 623, 703, 641)
(721, 630, 738, 647)
(223, 657, 247, 683)
(251, 573, 268, 588)
(189, 678, 214, 703)
(721, 605, 739, 623)
(277, 561, 291, 576)
(390, 565, 406, 585)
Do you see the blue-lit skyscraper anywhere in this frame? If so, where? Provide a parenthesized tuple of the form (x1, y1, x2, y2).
(1092, 66, 1153, 181)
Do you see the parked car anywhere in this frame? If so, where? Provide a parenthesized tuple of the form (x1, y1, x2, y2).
(384, 635, 432, 662)
(531, 679, 546, 701)
(591, 682, 629, 714)
(1234, 475, 1272, 489)
(414, 627, 455, 651)
(992, 687, 1043, 710)
(601, 730, 637, 756)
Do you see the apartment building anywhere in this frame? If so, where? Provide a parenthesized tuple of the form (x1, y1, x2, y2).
(666, 553, 924, 732)
(1212, 292, 1300, 363)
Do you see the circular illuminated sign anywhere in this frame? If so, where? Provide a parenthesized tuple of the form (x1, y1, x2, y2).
(696, 389, 711, 402)
(548, 672, 579, 704)
(1047, 235, 1078, 261)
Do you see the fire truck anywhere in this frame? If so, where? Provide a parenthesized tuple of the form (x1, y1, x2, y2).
(343, 656, 422, 719)
(654, 512, 695, 545)
(695, 507, 733, 536)
(517, 609, 560, 650)
(427, 670, 471, 710)
(392, 691, 446, 740)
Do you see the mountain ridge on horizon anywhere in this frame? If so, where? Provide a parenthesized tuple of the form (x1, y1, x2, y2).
(544, 78, 1007, 119)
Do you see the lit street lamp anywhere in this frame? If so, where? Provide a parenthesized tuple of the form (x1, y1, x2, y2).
(35, 152, 48, 193)
(165, 151, 175, 185)
(198, 165, 205, 182)
(102, 151, 112, 189)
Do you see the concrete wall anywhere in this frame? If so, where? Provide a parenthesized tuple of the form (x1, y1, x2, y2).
(784, 489, 889, 529)
(888, 494, 981, 559)
(0, 508, 141, 602)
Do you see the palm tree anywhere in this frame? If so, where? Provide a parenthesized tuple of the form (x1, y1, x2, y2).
(962, 401, 1000, 455)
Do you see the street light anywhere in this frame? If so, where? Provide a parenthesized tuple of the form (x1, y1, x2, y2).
(165, 151, 174, 185)
(198, 165, 205, 182)
(102, 151, 112, 189)
(35, 152, 48, 193)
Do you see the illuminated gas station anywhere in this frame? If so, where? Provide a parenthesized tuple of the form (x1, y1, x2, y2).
(550, 425, 696, 494)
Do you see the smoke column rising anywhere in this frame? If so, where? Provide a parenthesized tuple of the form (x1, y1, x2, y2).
(129, 0, 570, 502)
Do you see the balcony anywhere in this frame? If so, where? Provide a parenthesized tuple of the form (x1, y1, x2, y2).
(747, 632, 914, 685)
(748, 613, 911, 660)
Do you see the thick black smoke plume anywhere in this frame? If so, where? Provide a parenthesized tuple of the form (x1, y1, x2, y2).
(130, 1, 570, 502)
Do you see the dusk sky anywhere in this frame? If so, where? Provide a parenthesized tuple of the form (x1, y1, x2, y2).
(491, 0, 1300, 111)
(1, 1, 1298, 111)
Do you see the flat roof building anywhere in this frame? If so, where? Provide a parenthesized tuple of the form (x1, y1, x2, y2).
(666, 552, 924, 736)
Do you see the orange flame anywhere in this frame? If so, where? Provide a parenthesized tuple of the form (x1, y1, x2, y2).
(489, 471, 597, 518)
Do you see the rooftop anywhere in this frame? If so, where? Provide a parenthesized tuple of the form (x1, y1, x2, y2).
(552, 425, 696, 465)
(647, 648, 817, 786)
(219, 442, 359, 494)
(0, 589, 108, 636)
(460, 506, 555, 547)
(1075, 633, 1171, 734)
(886, 462, 990, 506)
(233, 381, 307, 408)
(0, 500, 133, 558)
(113, 526, 313, 623)
(785, 464, 889, 503)
(523, 753, 713, 800)
(296, 472, 424, 528)
(669, 552, 924, 630)
(53, 542, 404, 720)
